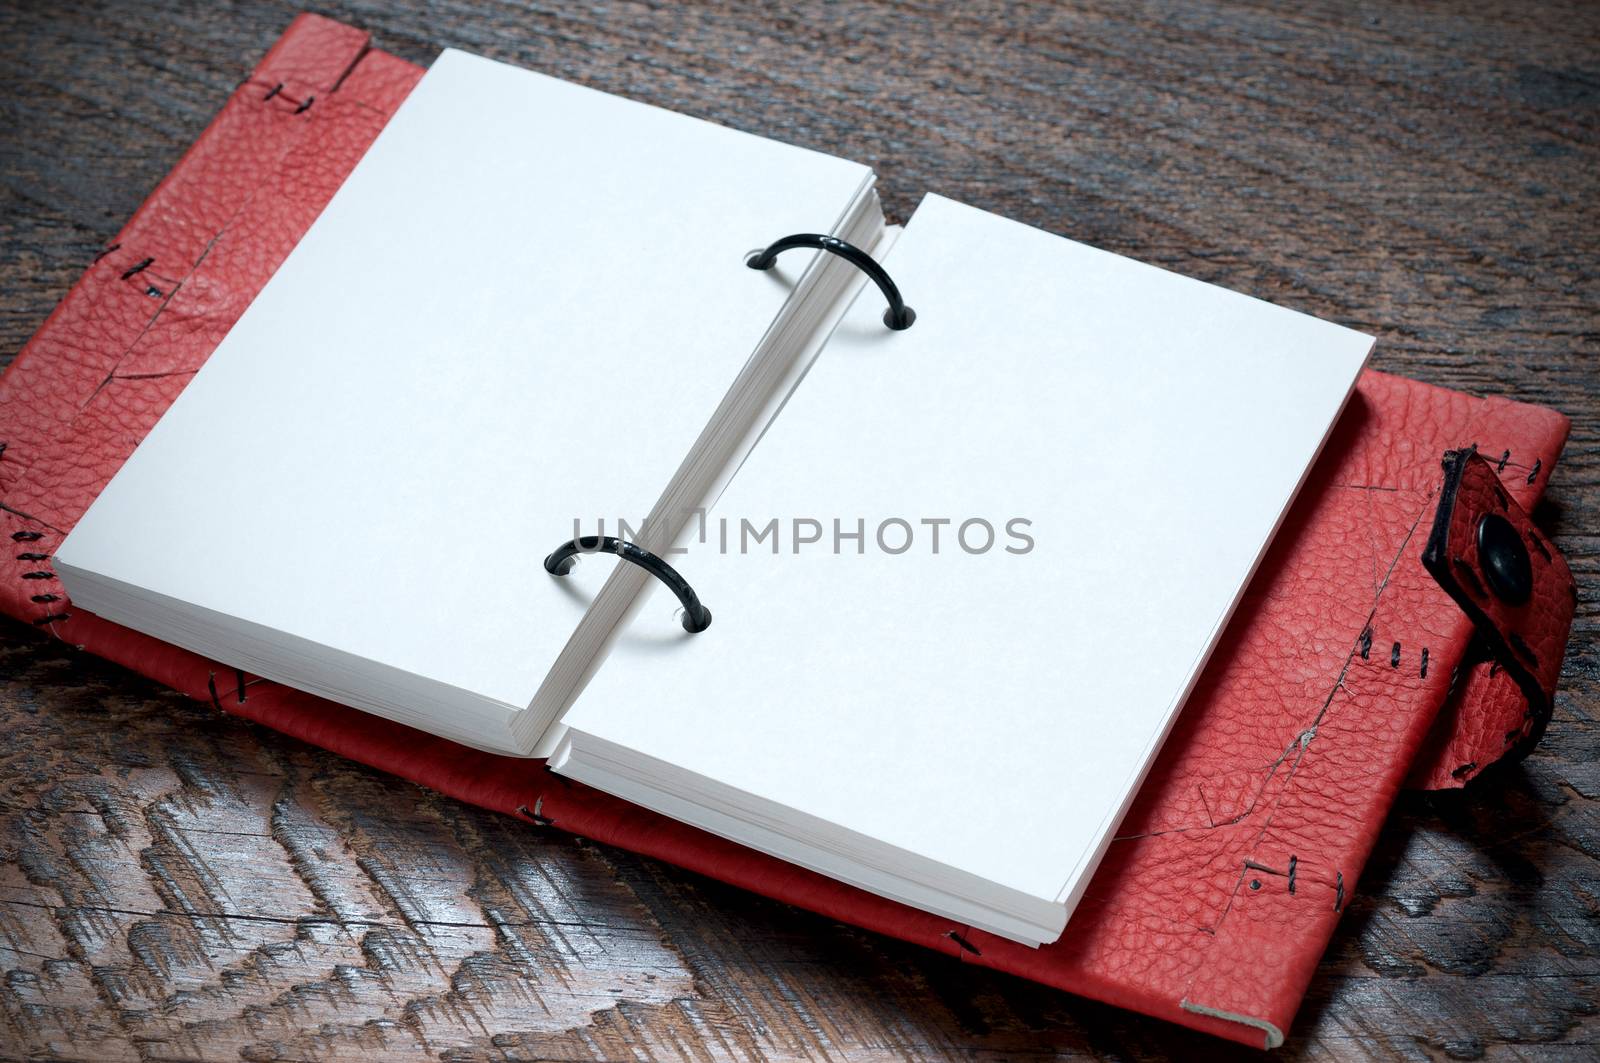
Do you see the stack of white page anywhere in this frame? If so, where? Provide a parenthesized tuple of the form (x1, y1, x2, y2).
(53, 49, 1373, 948)
(551, 194, 1373, 946)
(53, 50, 881, 755)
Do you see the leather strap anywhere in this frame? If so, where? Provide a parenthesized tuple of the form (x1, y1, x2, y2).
(1417, 448, 1576, 780)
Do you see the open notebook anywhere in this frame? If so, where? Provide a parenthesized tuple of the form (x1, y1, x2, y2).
(54, 48, 1372, 948)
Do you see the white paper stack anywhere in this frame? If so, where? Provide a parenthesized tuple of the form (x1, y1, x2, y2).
(551, 195, 1373, 945)
(53, 50, 878, 754)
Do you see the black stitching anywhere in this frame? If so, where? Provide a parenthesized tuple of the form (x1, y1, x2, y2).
(294, 95, 315, 114)
(264, 82, 283, 100)
(1451, 761, 1477, 779)
(20, 572, 53, 581)
(519, 800, 555, 827)
(1496, 449, 1510, 472)
(1287, 855, 1297, 895)
(1527, 458, 1542, 485)
(1420, 647, 1429, 678)
(946, 930, 981, 955)
(1334, 871, 1345, 912)
(235, 668, 249, 703)
(1508, 631, 1537, 666)
(1390, 641, 1401, 668)
(207, 672, 224, 712)
(32, 613, 69, 625)
(120, 257, 154, 280)
(15, 552, 49, 561)
(93, 242, 121, 262)
(1454, 557, 1488, 598)
(29, 594, 58, 604)
(10, 531, 43, 542)
(1359, 626, 1372, 660)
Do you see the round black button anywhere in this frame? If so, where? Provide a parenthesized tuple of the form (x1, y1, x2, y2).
(1476, 513, 1533, 606)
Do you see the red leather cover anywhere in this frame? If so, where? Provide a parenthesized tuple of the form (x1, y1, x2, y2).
(0, 15, 1577, 1048)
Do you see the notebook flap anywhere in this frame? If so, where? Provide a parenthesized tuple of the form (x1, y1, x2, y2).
(1408, 448, 1576, 789)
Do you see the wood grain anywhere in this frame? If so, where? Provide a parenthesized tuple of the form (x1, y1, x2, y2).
(1, 1, 1597, 1059)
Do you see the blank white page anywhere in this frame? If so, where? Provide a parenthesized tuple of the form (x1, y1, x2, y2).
(56, 50, 870, 712)
(561, 194, 1372, 911)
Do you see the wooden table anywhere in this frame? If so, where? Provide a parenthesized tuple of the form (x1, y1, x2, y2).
(2, 2, 1595, 1059)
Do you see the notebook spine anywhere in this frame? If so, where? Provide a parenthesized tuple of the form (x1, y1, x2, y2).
(540, 232, 915, 636)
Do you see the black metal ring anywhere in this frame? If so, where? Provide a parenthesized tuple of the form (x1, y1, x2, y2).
(544, 536, 711, 633)
(746, 233, 915, 330)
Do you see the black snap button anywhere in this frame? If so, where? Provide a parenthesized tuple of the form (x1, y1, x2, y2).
(1476, 514, 1533, 606)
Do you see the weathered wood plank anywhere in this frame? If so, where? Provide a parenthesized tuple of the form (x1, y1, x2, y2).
(1, 1, 1596, 1059)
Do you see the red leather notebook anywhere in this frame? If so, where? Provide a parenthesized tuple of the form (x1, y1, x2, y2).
(0, 15, 1577, 1048)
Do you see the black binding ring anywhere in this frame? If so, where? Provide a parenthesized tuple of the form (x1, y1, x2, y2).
(746, 234, 916, 330)
(544, 536, 711, 633)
